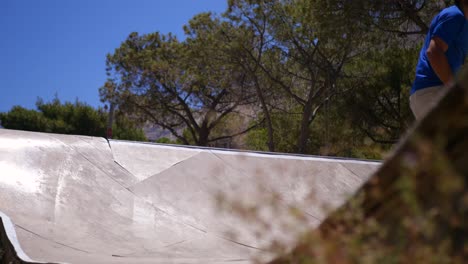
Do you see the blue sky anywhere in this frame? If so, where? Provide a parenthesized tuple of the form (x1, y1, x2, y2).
(0, 0, 227, 112)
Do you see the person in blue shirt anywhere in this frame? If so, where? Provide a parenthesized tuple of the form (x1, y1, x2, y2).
(411, 0, 468, 120)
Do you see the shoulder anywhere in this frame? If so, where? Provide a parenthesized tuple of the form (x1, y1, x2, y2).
(437, 6, 465, 24)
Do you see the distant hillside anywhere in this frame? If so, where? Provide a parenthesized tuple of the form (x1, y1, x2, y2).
(142, 124, 179, 142)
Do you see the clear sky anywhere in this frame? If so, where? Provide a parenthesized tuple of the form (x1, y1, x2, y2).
(0, 0, 228, 112)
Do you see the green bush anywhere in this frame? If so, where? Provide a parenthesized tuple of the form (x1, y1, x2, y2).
(0, 97, 146, 141)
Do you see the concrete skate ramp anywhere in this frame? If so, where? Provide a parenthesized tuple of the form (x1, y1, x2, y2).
(0, 129, 380, 264)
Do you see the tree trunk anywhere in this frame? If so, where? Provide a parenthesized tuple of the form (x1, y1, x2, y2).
(296, 99, 314, 154)
(265, 110, 275, 152)
(254, 78, 275, 152)
(197, 123, 210, 147)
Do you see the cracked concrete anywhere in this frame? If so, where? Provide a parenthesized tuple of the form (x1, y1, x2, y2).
(0, 129, 380, 263)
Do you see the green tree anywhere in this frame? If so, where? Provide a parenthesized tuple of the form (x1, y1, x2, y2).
(0, 98, 146, 141)
(101, 15, 260, 147)
(232, 0, 429, 156)
(98, 0, 444, 157)
(0, 106, 48, 132)
(226, 0, 367, 154)
(111, 111, 147, 141)
(342, 46, 418, 144)
(308, 0, 449, 38)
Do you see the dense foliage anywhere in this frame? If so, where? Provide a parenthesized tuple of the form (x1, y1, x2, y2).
(100, 0, 452, 158)
(0, 98, 146, 141)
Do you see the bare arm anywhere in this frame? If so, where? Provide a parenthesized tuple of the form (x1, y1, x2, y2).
(426, 37, 454, 87)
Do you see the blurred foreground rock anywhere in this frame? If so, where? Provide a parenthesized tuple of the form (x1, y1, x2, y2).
(271, 69, 468, 263)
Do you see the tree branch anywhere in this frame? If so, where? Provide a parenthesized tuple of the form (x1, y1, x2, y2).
(208, 118, 265, 142)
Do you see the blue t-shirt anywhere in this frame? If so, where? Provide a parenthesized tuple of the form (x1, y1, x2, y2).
(412, 5, 468, 94)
